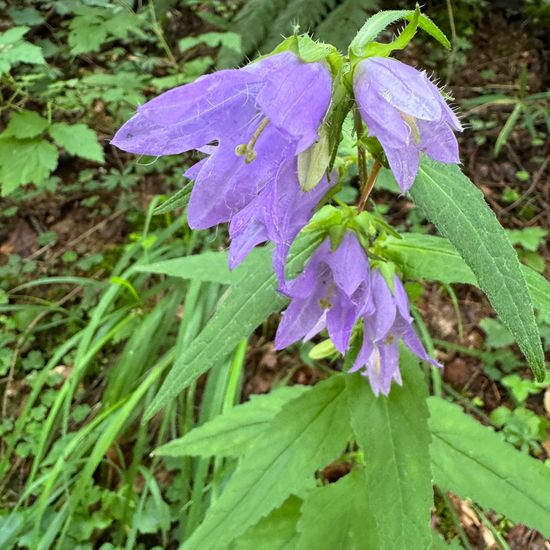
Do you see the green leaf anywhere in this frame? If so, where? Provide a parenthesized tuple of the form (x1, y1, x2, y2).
(152, 186, 192, 215)
(232, 496, 302, 550)
(143, 234, 321, 422)
(410, 158, 545, 381)
(0, 138, 58, 195)
(49, 123, 104, 163)
(429, 397, 550, 537)
(179, 32, 242, 54)
(4, 110, 49, 139)
(494, 103, 522, 156)
(183, 375, 352, 549)
(507, 227, 547, 252)
(136, 249, 268, 285)
(479, 318, 515, 348)
(346, 351, 433, 550)
(154, 385, 310, 458)
(296, 467, 378, 550)
(0, 26, 45, 73)
(183, 375, 350, 550)
(380, 233, 550, 318)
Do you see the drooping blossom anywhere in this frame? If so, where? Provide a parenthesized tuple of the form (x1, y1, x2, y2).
(354, 56, 462, 191)
(349, 269, 441, 396)
(228, 158, 332, 284)
(112, 51, 332, 229)
(275, 231, 369, 353)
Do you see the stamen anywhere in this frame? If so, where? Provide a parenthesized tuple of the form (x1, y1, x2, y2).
(319, 283, 335, 310)
(234, 117, 270, 162)
(401, 113, 421, 144)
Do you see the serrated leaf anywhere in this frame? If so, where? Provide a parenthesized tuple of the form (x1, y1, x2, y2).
(0, 138, 58, 195)
(136, 248, 268, 285)
(154, 385, 310, 458)
(346, 351, 433, 550)
(381, 233, 550, 318)
(0, 26, 30, 45)
(143, 234, 321, 422)
(429, 397, 550, 537)
(5, 110, 49, 139)
(232, 496, 302, 550)
(298, 124, 330, 191)
(183, 375, 352, 550)
(49, 123, 104, 163)
(296, 467, 377, 550)
(410, 158, 545, 381)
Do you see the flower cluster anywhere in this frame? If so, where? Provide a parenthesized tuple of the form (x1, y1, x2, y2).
(113, 49, 461, 395)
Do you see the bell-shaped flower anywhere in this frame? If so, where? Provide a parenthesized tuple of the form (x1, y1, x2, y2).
(354, 56, 462, 191)
(275, 231, 369, 353)
(228, 158, 332, 285)
(349, 270, 441, 396)
(111, 51, 332, 229)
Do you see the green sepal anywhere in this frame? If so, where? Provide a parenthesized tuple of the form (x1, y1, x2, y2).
(328, 224, 347, 252)
(269, 33, 343, 75)
(373, 261, 396, 292)
(357, 5, 420, 61)
(348, 6, 450, 61)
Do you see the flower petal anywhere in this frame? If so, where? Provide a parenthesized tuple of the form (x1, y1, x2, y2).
(384, 145, 420, 192)
(357, 58, 442, 121)
(418, 120, 460, 164)
(112, 70, 261, 156)
(255, 52, 332, 153)
(325, 232, 369, 297)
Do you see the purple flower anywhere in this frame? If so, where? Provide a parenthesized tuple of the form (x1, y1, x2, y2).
(349, 270, 441, 396)
(275, 232, 369, 353)
(111, 52, 332, 229)
(354, 56, 462, 191)
(228, 158, 332, 284)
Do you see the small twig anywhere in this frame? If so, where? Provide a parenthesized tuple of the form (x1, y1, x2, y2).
(358, 160, 381, 211)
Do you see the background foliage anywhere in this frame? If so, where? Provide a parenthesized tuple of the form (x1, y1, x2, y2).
(0, 1, 549, 549)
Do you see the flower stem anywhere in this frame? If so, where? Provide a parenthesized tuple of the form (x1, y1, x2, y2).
(353, 109, 368, 194)
(358, 160, 381, 211)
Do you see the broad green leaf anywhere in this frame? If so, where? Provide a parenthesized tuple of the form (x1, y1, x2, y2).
(0, 26, 30, 45)
(154, 385, 310, 458)
(296, 467, 378, 550)
(0, 138, 58, 195)
(432, 533, 464, 550)
(410, 158, 545, 381)
(5, 110, 49, 139)
(136, 249, 268, 285)
(346, 351, 433, 550)
(429, 397, 550, 537)
(143, 234, 321, 422)
(49, 123, 104, 163)
(380, 233, 550, 318)
(232, 496, 302, 550)
(182, 375, 352, 550)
